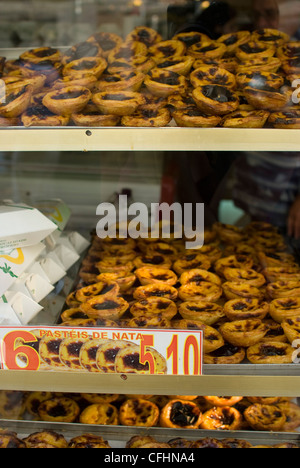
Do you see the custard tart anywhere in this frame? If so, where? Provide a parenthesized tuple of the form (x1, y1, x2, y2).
(144, 68, 188, 97)
(224, 298, 269, 321)
(21, 104, 70, 127)
(217, 31, 251, 55)
(87, 32, 123, 58)
(268, 111, 300, 129)
(155, 55, 194, 76)
(133, 283, 178, 301)
(222, 282, 265, 301)
(4, 74, 47, 93)
(24, 430, 68, 448)
(261, 319, 287, 343)
(173, 31, 210, 48)
(173, 253, 211, 275)
(119, 398, 160, 427)
(107, 41, 148, 64)
(62, 40, 103, 65)
(79, 403, 119, 425)
(201, 406, 243, 431)
(190, 438, 224, 449)
(179, 301, 225, 325)
(160, 399, 203, 429)
(277, 41, 300, 61)
(267, 281, 300, 300)
(93, 90, 145, 116)
(58, 306, 92, 323)
(0, 84, 32, 118)
(223, 267, 266, 288)
(236, 71, 284, 90)
(97, 271, 136, 292)
(68, 434, 111, 449)
(0, 391, 25, 420)
(38, 397, 80, 423)
(178, 281, 223, 303)
(126, 436, 158, 448)
(59, 336, 88, 371)
(20, 46, 61, 64)
(135, 266, 178, 286)
(134, 254, 172, 270)
(278, 401, 300, 432)
(236, 41, 275, 62)
(188, 41, 227, 60)
(80, 295, 129, 321)
(282, 57, 300, 75)
(220, 319, 267, 347)
(237, 56, 282, 75)
(71, 104, 120, 127)
(43, 85, 92, 115)
(282, 317, 300, 343)
(95, 71, 145, 93)
(246, 341, 294, 364)
(244, 403, 286, 431)
(203, 396, 243, 407)
(24, 391, 54, 418)
(192, 84, 239, 116)
(149, 40, 186, 62)
(190, 65, 236, 89)
(263, 266, 300, 283)
(215, 255, 254, 277)
(96, 257, 134, 274)
(204, 343, 246, 364)
(121, 107, 171, 127)
(63, 56, 107, 79)
(0, 431, 26, 448)
(179, 268, 221, 286)
(114, 343, 167, 374)
(173, 107, 222, 128)
(252, 29, 290, 47)
(244, 85, 289, 111)
(75, 281, 119, 303)
(53, 73, 98, 91)
(0, 116, 19, 127)
(168, 438, 193, 449)
(126, 26, 162, 48)
(130, 297, 177, 320)
(222, 109, 270, 128)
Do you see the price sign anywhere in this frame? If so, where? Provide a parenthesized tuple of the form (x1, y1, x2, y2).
(0, 326, 203, 375)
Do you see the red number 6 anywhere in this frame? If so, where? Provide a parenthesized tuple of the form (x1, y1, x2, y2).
(2, 331, 40, 371)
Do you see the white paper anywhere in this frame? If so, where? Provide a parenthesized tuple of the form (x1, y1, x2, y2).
(25, 273, 54, 303)
(68, 231, 90, 254)
(9, 292, 43, 325)
(0, 304, 22, 326)
(39, 258, 66, 285)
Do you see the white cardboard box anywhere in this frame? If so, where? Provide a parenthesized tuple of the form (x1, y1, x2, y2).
(0, 203, 57, 250)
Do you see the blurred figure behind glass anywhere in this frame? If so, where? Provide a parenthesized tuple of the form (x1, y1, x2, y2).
(252, 0, 280, 29)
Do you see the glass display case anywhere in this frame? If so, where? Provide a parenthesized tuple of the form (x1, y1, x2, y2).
(0, 0, 299, 450)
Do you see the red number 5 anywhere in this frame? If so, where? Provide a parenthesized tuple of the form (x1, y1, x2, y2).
(140, 335, 156, 374)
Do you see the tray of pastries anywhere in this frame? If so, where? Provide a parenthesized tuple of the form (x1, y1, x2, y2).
(57, 220, 300, 374)
(0, 27, 299, 128)
(0, 390, 299, 448)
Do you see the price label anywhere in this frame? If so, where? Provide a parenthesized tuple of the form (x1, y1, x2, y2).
(0, 326, 203, 375)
